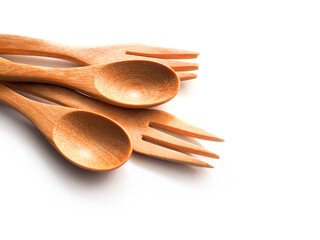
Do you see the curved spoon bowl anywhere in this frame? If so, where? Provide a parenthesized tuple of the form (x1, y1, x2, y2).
(95, 61, 180, 108)
(53, 111, 133, 171)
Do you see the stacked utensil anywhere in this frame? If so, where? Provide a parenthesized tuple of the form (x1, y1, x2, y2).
(0, 34, 224, 171)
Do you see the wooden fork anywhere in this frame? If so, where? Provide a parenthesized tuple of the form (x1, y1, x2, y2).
(0, 34, 198, 81)
(9, 83, 224, 168)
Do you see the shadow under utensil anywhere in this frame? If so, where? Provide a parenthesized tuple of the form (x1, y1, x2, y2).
(130, 151, 213, 185)
(0, 103, 128, 190)
(178, 78, 198, 97)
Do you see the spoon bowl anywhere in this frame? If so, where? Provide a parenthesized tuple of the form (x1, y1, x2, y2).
(53, 111, 132, 171)
(94, 61, 180, 108)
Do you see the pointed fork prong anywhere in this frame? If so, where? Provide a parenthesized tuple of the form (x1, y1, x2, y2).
(157, 59, 198, 71)
(149, 111, 224, 142)
(125, 44, 199, 59)
(125, 56, 199, 71)
(177, 72, 198, 81)
(135, 140, 214, 168)
(143, 128, 220, 159)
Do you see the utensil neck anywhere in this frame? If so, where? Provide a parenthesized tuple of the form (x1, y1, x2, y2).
(0, 84, 45, 124)
(0, 59, 77, 86)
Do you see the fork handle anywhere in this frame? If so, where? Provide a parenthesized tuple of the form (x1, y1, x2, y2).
(0, 34, 84, 64)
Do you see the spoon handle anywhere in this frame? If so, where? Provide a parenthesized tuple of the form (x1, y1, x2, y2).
(0, 83, 50, 125)
(0, 34, 82, 64)
(0, 83, 39, 112)
(7, 82, 128, 123)
(0, 83, 72, 138)
(0, 57, 84, 86)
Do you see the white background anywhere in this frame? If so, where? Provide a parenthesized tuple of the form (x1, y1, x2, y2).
(0, 0, 319, 239)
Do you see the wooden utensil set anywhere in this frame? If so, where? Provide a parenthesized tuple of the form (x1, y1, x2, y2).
(0, 34, 223, 171)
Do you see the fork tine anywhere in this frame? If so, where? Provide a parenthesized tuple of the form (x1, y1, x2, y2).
(149, 112, 224, 142)
(125, 45, 199, 59)
(177, 72, 198, 81)
(153, 59, 199, 71)
(124, 54, 198, 71)
(143, 129, 220, 159)
(135, 140, 214, 168)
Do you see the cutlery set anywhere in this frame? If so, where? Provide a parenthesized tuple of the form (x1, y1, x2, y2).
(0, 34, 223, 171)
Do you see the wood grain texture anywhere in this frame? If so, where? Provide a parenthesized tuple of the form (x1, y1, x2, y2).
(0, 34, 199, 80)
(9, 83, 224, 168)
(0, 57, 180, 108)
(0, 83, 132, 171)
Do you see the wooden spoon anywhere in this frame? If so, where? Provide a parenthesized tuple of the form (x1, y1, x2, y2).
(0, 58, 180, 108)
(0, 83, 133, 171)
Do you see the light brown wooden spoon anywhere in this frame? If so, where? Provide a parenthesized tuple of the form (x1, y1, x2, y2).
(0, 83, 133, 171)
(9, 82, 224, 168)
(0, 34, 198, 81)
(0, 57, 180, 108)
